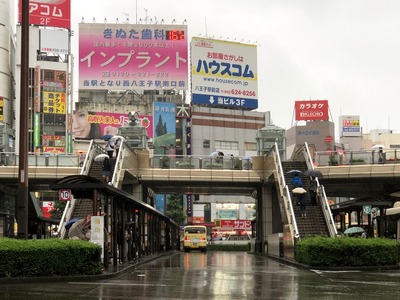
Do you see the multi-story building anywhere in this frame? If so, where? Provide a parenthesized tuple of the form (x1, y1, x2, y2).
(0, 0, 17, 152)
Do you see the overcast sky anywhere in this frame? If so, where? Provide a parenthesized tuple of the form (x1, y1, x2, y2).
(72, 0, 400, 134)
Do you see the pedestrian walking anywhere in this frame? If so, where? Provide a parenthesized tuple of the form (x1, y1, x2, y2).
(106, 139, 114, 158)
(102, 157, 111, 183)
(291, 173, 302, 188)
(114, 138, 121, 157)
(309, 177, 318, 206)
(299, 193, 307, 218)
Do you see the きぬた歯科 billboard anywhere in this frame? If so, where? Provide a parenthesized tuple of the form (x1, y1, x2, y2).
(295, 100, 329, 121)
(191, 37, 258, 109)
(79, 24, 188, 91)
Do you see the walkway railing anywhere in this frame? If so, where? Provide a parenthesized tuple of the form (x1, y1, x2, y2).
(270, 143, 300, 241)
(149, 155, 253, 170)
(314, 149, 400, 166)
(0, 152, 81, 167)
(303, 143, 337, 237)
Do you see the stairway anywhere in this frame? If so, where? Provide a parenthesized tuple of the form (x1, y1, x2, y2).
(70, 157, 116, 221)
(281, 161, 329, 237)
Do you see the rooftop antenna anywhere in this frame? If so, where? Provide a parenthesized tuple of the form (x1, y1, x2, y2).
(122, 12, 129, 24)
(205, 17, 208, 36)
(144, 8, 148, 24)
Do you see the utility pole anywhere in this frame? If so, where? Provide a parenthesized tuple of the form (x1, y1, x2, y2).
(17, 0, 29, 239)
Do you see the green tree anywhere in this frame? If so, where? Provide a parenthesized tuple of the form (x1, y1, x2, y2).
(166, 194, 186, 225)
(50, 200, 66, 219)
(155, 114, 167, 137)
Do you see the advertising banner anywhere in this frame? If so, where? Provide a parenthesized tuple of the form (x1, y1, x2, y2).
(0, 97, 3, 122)
(191, 37, 258, 109)
(339, 115, 361, 137)
(19, 0, 71, 29)
(72, 110, 153, 140)
(40, 28, 69, 54)
(42, 91, 66, 114)
(295, 100, 329, 121)
(153, 102, 176, 155)
(220, 220, 251, 230)
(79, 24, 188, 90)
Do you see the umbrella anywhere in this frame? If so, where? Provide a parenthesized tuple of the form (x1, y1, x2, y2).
(65, 218, 79, 230)
(101, 134, 113, 141)
(304, 169, 323, 178)
(372, 144, 385, 150)
(344, 226, 365, 235)
(292, 187, 307, 194)
(94, 153, 109, 162)
(287, 169, 303, 177)
(109, 135, 125, 142)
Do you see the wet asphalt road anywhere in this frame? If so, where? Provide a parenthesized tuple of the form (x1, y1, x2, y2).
(0, 252, 399, 299)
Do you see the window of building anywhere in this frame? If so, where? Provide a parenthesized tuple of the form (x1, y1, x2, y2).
(215, 140, 238, 150)
(244, 142, 257, 151)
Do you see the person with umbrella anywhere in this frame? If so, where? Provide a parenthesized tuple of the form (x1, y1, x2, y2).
(291, 173, 303, 188)
(106, 139, 115, 158)
(292, 187, 308, 218)
(309, 177, 318, 206)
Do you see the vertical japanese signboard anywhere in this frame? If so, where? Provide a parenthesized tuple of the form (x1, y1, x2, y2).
(153, 102, 176, 155)
(0, 97, 3, 122)
(18, 0, 71, 29)
(79, 24, 188, 90)
(295, 100, 329, 121)
(191, 37, 258, 109)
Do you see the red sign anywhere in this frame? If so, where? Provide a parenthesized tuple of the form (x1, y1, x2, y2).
(220, 220, 251, 229)
(18, 0, 71, 29)
(295, 100, 329, 121)
(59, 189, 71, 201)
(325, 135, 333, 144)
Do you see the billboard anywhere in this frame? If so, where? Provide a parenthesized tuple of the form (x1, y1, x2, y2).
(295, 100, 329, 121)
(40, 28, 69, 55)
(339, 115, 361, 137)
(153, 102, 176, 155)
(72, 110, 153, 140)
(191, 37, 258, 109)
(18, 0, 71, 29)
(79, 24, 188, 91)
(42, 91, 66, 114)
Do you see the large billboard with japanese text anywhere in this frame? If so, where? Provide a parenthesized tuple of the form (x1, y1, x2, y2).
(339, 115, 361, 137)
(18, 0, 71, 29)
(72, 110, 153, 140)
(79, 24, 188, 91)
(190, 37, 258, 109)
(295, 100, 329, 121)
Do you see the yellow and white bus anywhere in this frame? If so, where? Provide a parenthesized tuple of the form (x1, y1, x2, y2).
(183, 225, 207, 252)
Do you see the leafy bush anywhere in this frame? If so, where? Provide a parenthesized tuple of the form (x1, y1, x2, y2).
(296, 236, 400, 267)
(204, 163, 223, 169)
(0, 238, 103, 278)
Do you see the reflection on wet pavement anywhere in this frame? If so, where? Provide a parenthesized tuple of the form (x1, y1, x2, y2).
(0, 252, 399, 299)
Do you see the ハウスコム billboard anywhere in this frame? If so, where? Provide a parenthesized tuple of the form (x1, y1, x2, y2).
(191, 37, 258, 109)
